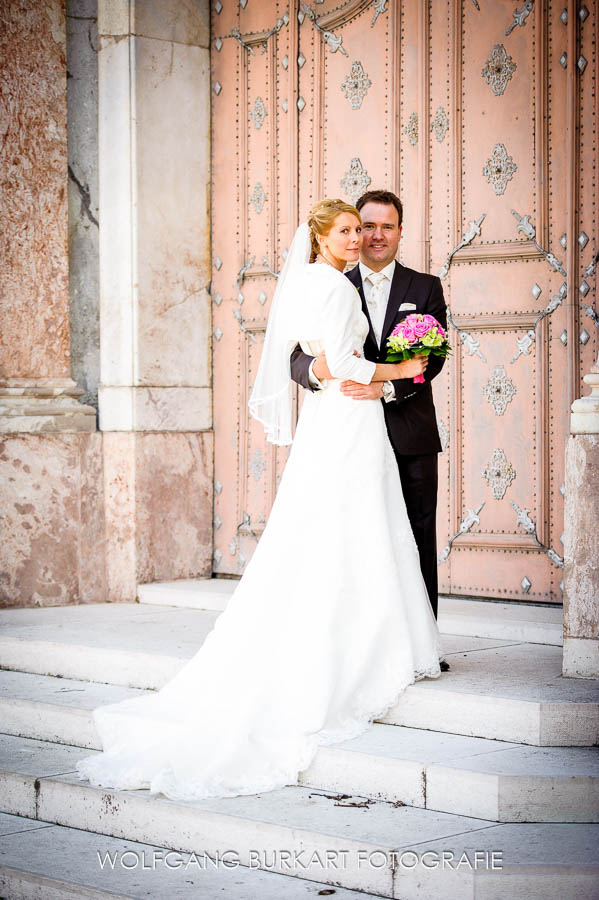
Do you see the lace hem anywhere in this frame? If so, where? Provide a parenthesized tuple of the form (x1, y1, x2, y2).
(75, 640, 444, 803)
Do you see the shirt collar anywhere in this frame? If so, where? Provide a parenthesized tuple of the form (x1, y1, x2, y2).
(359, 259, 396, 284)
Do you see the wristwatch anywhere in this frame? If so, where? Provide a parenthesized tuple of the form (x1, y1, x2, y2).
(381, 380, 394, 402)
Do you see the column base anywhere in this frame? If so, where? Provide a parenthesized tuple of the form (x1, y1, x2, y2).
(0, 379, 96, 433)
(562, 636, 599, 679)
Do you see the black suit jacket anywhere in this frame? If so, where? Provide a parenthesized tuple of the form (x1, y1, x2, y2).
(289, 261, 447, 455)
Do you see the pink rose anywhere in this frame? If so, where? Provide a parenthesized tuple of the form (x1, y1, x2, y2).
(422, 314, 437, 328)
(400, 325, 417, 344)
(413, 319, 430, 338)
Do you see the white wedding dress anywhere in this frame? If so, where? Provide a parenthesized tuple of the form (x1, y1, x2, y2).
(76, 260, 443, 802)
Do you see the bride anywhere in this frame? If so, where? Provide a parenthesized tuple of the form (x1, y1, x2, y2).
(76, 199, 443, 801)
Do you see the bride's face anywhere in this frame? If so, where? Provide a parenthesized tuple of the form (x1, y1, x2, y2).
(319, 213, 362, 267)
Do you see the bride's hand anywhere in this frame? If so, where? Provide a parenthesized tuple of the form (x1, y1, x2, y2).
(313, 349, 360, 381)
(395, 355, 429, 379)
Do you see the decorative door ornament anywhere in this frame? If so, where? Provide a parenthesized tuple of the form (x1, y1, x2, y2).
(340, 158, 372, 204)
(584, 305, 599, 328)
(439, 214, 486, 280)
(483, 366, 517, 415)
(371, 0, 388, 27)
(301, 2, 349, 56)
(505, 1, 535, 36)
(511, 211, 567, 275)
(482, 449, 516, 500)
(459, 330, 487, 362)
(404, 112, 418, 146)
(250, 97, 267, 129)
(431, 107, 449, 142)
(341, 61, 372, 110)
(250, 182, 266, 214)
(482, 44, 517, 95)
(511, 501, 564, 568)
(249, 449, 266, 481)
(438, 419, 449, 452)
(438, 502, 485, 564)
(521, 576, 532, 593)
(482, 143, 518, 195)
(230, 27, 255, 54)
(511, 328, 536, 363)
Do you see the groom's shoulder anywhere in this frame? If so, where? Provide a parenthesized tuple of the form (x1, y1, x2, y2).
(397, 262, 443, 293)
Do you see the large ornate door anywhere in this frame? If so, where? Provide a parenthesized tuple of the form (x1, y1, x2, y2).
(210, 0, 597, 603)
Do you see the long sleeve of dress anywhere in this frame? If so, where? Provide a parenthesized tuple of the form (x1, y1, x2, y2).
(321, 278, 377, 384)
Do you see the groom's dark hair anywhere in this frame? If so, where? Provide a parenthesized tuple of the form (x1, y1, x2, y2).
(356, 190, 403, 228)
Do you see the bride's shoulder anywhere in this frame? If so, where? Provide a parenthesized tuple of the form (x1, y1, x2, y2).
(303, 262, 353, 292)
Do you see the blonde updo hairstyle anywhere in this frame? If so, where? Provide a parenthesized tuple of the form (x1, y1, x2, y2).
(307, 198, 361, 263)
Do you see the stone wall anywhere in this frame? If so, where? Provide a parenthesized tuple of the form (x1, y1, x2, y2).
(0, 0, 213, 608)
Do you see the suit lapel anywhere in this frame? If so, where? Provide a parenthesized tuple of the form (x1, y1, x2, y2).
(380, 262, 415, 348)
(346, 266, 378, 356)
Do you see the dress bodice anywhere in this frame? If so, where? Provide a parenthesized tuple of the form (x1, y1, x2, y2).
(297, 263, 372, 383)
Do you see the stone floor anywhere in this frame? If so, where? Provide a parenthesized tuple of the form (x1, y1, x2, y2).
(0, 590, 597, 899)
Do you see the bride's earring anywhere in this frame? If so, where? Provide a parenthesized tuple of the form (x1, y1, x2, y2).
(320, 243, 333, 266)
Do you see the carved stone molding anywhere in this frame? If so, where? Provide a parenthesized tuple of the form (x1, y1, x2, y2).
(0, 378, 96, 433)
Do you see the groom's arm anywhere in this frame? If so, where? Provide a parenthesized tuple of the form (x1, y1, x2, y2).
(389, 276, 447, 403)
(290, 344, 320, 392)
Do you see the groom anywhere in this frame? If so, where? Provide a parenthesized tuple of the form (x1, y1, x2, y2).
(290, 190, 449, 670)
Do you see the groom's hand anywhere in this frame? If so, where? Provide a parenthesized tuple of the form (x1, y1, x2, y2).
(313, 349, 361, 381)
(340, 381, 383, 400)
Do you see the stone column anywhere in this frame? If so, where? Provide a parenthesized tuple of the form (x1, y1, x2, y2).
(562, 358, 599, 678)
(97, 0, 213, 601)
(0, 0, 103, 608)
(0, 0, 96, 432)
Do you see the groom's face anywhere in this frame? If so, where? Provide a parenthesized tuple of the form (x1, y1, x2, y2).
(359, 203, 402, 271)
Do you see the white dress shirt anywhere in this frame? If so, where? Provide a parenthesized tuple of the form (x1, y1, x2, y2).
(308, 260, 397, 401)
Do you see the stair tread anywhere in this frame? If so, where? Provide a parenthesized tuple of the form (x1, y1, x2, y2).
(0, 603, 595, 705)
(0, 812, 380, 899)
(0, 671, 597, 778)
(2, 734, 599, 862)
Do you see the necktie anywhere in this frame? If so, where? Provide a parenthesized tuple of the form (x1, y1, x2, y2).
(366, 272, 387, 347)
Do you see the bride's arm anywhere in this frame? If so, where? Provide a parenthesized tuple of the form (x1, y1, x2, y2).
(322, 281, 404, 383)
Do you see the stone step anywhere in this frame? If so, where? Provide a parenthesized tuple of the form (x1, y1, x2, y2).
(0, 604, 596, 746)
(0, 812, 380, 900)
(1, 734, 598, 900)
(137, 580, 564, 646)
(1, 671, 597, 823)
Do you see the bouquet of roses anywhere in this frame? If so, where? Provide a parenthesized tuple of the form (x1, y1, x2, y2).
(385, 313, 451, 383)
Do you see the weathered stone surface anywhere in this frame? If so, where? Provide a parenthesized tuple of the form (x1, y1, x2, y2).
(133, 0, 210, 47)
(0, 434, 107, 608)
(0, 0, 70, 381)
(135, 36, 211, 388)
(563, 434, 599, 678)
(103, 432, 213, 602)
(135, 432, 213, 583)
